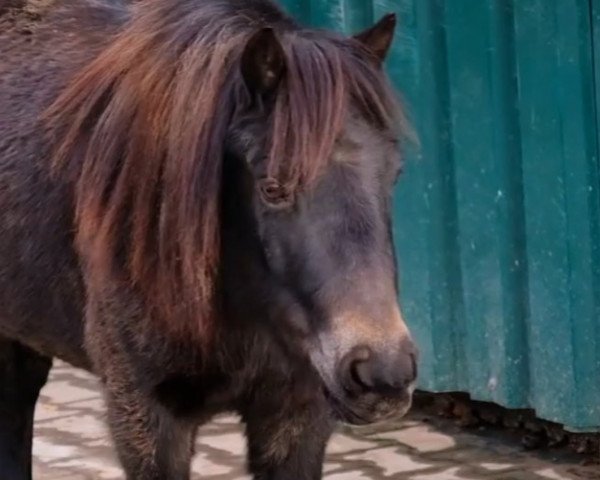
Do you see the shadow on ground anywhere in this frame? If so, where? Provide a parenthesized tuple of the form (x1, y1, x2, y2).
(33, 363, 600, 479)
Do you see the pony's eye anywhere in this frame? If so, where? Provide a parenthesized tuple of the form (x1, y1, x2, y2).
(257, 178, 294, 209)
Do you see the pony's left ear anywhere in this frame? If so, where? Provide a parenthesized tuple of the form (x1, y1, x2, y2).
(353, 13, 397, 65)
(241, 27, 286, 95)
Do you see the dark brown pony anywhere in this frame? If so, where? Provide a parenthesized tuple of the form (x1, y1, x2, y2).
(0, 0, 417, 478)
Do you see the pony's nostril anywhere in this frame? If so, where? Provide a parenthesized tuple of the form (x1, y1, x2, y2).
(350, 358, 373, 390)
(340, 346, 372, 393)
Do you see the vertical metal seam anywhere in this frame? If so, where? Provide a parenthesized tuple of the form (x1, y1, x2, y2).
(588, 0, 600, 170)
(418, 0, 465, 388)
(489, 0, 531, 408)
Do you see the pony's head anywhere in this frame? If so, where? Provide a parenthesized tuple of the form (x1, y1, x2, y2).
(47, 0, 417, 425)
(222, 13, 417, 424)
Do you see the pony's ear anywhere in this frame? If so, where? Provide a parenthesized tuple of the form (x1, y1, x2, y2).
(241, 27, 286, 95)
(353, 13, 396, 65)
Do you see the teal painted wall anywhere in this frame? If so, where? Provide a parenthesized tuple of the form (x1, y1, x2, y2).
(278, 0, 600, 432)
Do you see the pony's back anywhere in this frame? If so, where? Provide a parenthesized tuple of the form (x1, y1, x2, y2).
(0, 0, 127, 366)
(0, 0, 127, 174)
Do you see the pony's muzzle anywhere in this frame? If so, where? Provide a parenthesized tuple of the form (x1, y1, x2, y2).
(335, 336, 417, 424)
(310, 303, 418, 425)
(339, 339, 417, 397)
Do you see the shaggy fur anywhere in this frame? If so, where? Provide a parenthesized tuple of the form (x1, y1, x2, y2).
(0, 1, 416, 479)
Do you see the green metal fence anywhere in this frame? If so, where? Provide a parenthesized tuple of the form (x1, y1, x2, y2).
(278, 0, 600, 432)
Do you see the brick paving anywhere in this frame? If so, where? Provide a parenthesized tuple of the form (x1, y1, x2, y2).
(33, 362, 600, 479)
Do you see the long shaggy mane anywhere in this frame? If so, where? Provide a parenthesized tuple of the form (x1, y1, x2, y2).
(45, 0, 400, 344)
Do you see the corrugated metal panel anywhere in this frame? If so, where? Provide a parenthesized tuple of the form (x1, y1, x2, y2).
(278, 0, 600, 432)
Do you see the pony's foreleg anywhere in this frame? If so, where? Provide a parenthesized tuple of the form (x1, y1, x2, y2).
(84, 287, 198, 480)
(103, 381, 197, 480)
(0, 339, 52, 480)
(242, 385, 334, 480)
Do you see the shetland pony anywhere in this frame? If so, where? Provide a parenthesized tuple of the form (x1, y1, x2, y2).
(0, 1, 417, 478)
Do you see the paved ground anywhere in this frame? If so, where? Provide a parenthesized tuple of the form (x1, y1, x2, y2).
(33, 362, 599, 479)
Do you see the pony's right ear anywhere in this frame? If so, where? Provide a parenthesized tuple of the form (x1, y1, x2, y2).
(241, 28, 286, 95)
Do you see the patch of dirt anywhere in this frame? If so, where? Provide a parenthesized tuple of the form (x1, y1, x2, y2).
(413, 391, 600, 465)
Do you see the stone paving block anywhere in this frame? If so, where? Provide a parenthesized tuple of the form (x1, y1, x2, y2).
(33, 438, 80, 463)
(534, 468, 567, 480)
(40, 380, 99, 403)
(487, 469, 599, 480)
(191, 452, 250, 478)
(323, 462, 343, 473)
(39, 414, 109, 440)
(51, 457, 122, 479)
(326, 433, 379, 454)
(344, 446, 433, 475)
(349, 419, 423, 436)
(197, 432, 247, 456)
(372, 425, 457, 453)
(426, 445, 526, 466)
(325, 472, 372, 479)
(67, 397, 107, 410)
(411, 466, 483, 479)
(34, 402, 76, 421)
(534, 466, 600, 480)
(479, 462, 517, 472)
